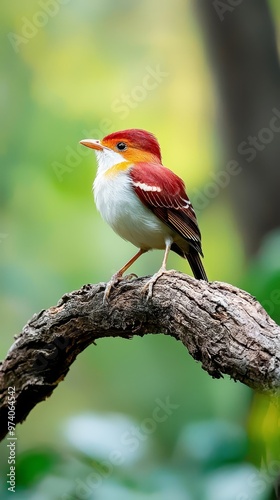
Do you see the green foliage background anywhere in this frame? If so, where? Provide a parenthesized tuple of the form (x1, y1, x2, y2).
(0, 1, 280, 498)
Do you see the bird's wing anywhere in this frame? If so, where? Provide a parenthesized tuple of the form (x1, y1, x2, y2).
(130, 162, 203, 254)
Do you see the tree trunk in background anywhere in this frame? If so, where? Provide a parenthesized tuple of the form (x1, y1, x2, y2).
(196, 0, 280, 256)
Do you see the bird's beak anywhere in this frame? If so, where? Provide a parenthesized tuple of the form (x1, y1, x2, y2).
(79, 139, 103, 151)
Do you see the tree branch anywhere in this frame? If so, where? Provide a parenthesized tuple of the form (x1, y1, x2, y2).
(1, 272, 280, 441)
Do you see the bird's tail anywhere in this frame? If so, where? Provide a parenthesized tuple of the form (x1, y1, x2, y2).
(187, 251, 208, 281)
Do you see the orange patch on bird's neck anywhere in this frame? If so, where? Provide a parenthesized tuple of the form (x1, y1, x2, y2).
(123, 149, 159, 164)
(104, 161, 132, 178)
(103, 151, 160, 178)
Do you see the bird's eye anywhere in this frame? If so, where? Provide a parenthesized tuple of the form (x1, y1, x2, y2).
(116, 142, 127, 151)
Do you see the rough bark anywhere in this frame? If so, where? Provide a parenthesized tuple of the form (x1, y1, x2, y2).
(0, 272, 280, 442)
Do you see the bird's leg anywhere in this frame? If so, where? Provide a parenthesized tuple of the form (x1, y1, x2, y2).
(142, 238, 173, 300)
(104, 248, 147, 302)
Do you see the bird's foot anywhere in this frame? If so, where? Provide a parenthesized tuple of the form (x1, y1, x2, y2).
(103, 273, 122, 303)
(141, 268, 172, 301)
(125, 273, 138, 281)
(103, 273, 138, 303)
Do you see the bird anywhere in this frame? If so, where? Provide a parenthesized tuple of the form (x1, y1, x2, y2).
(80, 128, 207, 300)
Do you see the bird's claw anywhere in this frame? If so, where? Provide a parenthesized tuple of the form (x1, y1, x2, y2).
(141, 268, 171, 301)
(103, 273, 138, 303)
(103, 273, 122, 303)
(126, 273, 138, 281)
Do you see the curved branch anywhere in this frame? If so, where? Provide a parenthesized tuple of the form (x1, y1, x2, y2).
(1, 272, 280, 441)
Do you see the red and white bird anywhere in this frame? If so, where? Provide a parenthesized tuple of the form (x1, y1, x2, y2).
(80, 128, 207, 299)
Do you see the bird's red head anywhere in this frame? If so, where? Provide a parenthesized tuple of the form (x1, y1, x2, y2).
(103, 129, 161, 162)
(80, 128, 162, 164)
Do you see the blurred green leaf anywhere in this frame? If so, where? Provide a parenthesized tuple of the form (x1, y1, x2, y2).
(16, 448, 60, 488)
(242, 229, 280, 324)
(174, 420, 248, 468)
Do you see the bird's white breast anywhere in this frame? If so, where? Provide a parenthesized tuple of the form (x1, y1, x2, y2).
(93, 168, 170, 250)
